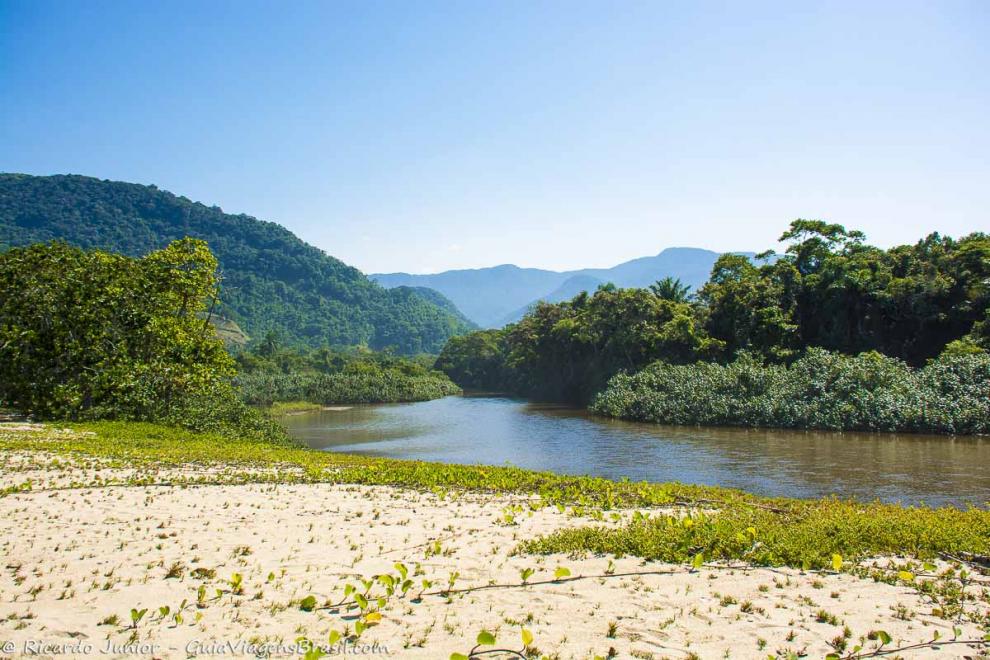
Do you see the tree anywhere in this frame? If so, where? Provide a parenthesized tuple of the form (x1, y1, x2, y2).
(0, 239, 233, 419)
(649, 277, 692, 302)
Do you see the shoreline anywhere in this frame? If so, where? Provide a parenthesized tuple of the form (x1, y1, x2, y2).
(1, 423, 989, 658)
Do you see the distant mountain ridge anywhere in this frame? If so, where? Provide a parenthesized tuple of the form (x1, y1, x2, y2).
(0, 173, 473, 353)
(374, 247, 752, 327)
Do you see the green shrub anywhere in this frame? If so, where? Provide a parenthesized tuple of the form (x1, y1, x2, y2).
(236, 370, 460, 406)
(591, 349, 990, 434)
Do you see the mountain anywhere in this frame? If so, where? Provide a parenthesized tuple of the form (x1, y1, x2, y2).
(0, 173, 473, 354)
(374, 247, 747, 328)
(372, 265, 568, 328)
(496, 274, 604, 326)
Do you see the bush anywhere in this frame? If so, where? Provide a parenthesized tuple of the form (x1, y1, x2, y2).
(0, 240, 289, 444)
(236, 370, 461, 407)
(591, 349, 990, 434)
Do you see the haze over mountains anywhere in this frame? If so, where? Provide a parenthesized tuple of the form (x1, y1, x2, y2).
(373, 248, 744, 327)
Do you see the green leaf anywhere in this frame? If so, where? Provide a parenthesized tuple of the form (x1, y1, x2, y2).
(299, 595, 317, 612)
(897, 570, 915, 582)
(691, 552, 704, 570)
(450, 655, 470, 660)
(831, 554, 842, 571)
(875, 630, 892, 645)
(554, 566, 571, 580)
(328, 630, 341, 646)
(521, 627, 533, 646)
(476, 630, 496, 646)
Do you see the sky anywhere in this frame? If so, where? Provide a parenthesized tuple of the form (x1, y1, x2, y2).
(1, 1, 988, 275)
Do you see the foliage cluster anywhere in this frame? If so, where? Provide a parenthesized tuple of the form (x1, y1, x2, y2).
(237, 370, 460, 407)
(520, 497, 990, 570)
(233, 334, 460, 405)
(0, 173, 474, 353)
(436, 221, 989, 433)
(437, 285, 719, 402)
(591, 349, 990, 434)
(0, 239, 287, 443)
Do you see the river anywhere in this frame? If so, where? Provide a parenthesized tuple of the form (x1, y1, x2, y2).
(281, 394, 989, 507)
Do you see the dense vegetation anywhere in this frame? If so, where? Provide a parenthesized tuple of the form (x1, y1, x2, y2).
(592, 349, 990, 434)
(233, 338, 460, 406)
(0, 239, 286, 443)
(437, 221, 989, 433)
(0, 173, 473, 353)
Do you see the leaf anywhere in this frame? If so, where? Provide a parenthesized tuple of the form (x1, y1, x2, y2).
(299, 595, 317, 612)
(450, 655, 470, 660)
(476, 630, 496, 646)
(875, 630, 892, 645)
(554, 566, 571, 580)
(831, 554, 842, 571)
(691, 552, 704, 570)
(521, 628, 534, 646)
(897, 570, 915, 582)
(364, 611, 382, 625)
(328, 631, 341, 646)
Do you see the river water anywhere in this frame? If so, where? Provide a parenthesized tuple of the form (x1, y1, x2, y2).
(282, 394, 989, 507)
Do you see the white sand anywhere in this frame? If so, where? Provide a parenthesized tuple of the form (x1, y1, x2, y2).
(0, 448, 987, 659)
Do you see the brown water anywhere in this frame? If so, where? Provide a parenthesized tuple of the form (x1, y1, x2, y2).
(282, 394, 990, 507)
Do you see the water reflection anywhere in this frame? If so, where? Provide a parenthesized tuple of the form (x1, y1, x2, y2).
(281, 395, 989, 507)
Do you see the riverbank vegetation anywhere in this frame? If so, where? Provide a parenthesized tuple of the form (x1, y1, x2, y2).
(437, 221, 990, 433)
(0, 240, 460, 442)
(592, 349, 990, 434)
(0, 239, 287, 444)
(233, 337, 460, 406)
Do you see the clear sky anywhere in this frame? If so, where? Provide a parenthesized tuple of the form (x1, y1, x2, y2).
(2, 1, 987, 274)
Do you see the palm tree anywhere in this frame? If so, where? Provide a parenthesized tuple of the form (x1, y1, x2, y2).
(649, 276, 691, 302)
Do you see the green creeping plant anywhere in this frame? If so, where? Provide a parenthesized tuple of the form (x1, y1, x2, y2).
(229, 572, 244, 595)
(450, 628, 538, 660)
(129, 608, 147, 629)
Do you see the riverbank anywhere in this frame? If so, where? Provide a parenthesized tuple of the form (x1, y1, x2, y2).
(1, 422, 989, 658)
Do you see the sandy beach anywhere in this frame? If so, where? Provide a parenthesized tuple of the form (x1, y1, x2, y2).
(1, 435, 988, 660)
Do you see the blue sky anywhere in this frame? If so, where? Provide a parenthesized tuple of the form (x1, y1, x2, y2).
(2, 1, 987, 274)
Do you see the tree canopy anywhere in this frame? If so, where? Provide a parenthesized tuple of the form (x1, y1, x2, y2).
(0, 239, 232, 419)
(437, 221, 990, 410)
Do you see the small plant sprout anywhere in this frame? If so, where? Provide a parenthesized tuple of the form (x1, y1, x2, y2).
(519, 567, 535, 584)
(229, 572, 244, 595)
(129, 608, 147, 629)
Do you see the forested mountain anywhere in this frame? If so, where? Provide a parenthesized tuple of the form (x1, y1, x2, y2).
(373, 247, 751, 327)
(0, 174, 473, 354)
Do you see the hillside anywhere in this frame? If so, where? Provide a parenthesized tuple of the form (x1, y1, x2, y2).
(0, 173, 473, 354)
(374, 247, 749, 328)
(496, 274, 604, 326)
